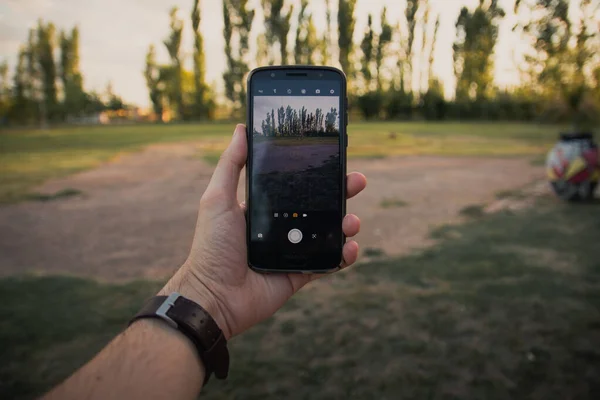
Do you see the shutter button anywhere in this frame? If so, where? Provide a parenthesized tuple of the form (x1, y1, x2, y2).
(288, 229, 303, 244)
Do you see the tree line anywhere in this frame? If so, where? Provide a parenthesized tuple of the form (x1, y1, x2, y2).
(144, 0, 214, 122)
(0, 22, 125, 126)
(231, 0, 600, 125)
(256, 106, 338, 137)
(1, 0, 599, 126)
(146, 0, 600, 125)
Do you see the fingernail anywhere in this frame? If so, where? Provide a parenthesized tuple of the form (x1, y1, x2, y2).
(234, 124, 245, 136)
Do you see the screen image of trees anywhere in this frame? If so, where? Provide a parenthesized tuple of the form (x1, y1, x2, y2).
(251, 98, 341, 212)
(254, 105, 339, 137)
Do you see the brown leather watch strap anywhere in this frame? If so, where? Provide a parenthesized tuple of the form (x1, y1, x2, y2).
(130, 293, 230, 383)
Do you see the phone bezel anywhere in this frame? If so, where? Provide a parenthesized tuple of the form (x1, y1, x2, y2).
(245, 66, 348, 274)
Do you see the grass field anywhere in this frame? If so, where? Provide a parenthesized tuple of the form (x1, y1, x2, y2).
(0, 123, 233, 204)
(0, 122, 564, 203)
(2, 197, 599, 399)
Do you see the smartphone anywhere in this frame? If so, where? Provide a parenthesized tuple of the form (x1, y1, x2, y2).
(246, 66, 348, 273)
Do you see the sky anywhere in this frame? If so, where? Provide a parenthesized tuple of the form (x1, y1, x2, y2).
(0, 0, 562, 107)
(253, 95, 340, 132)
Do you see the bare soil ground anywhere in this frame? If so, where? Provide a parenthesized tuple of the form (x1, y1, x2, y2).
(0, 143, 544, 280)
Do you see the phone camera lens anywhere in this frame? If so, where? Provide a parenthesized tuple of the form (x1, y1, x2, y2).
(270, 73, 275, 78)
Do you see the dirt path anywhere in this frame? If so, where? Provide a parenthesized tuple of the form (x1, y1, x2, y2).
(348, 156, 544, 258)
(0, 143, 544, 280)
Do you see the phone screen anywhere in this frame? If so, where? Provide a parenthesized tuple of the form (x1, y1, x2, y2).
(247, 68, 346, 272)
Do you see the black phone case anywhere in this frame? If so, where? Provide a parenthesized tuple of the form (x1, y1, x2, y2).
(245, 65, 348, 274)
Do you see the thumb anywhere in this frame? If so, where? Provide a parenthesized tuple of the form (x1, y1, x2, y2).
(204, 124, 247, 207)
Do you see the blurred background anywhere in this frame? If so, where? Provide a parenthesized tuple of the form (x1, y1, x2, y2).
(0, 0, 599, 399)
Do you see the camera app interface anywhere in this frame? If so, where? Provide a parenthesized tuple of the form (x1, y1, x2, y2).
(250, 80, 342, 259)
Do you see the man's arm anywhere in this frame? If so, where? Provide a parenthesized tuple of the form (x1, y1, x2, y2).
(43, 319, 205, 400)
(42, 125, 366, 399)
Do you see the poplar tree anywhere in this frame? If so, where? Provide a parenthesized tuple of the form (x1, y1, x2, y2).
(223, 0, 255, 110)
(262, 0, 294, 64)
(453, 0, 505, 101)
(338, 0, 357, 75)
(164, 7, 184, 119)
(375, 7, 393, 91)
(59, 27, 84, 118)
(37, 20, 58, 123)
(191, 0, 210, 118)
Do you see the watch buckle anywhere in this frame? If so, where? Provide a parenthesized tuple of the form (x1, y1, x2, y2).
(155, 292, 181, 329)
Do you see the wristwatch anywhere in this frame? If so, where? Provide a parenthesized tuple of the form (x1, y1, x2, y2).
(130, 292, 230, 383)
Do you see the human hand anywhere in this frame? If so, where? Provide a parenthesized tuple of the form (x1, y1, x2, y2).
(160, 124, 367, 339)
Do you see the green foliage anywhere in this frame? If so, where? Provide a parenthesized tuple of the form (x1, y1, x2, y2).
(337, 0, 357, 76)
(359, 14, 375, 91)
(293, 0, 308, 64)
(403, 0, 421, 93)
(3, 1, 600, 125)
(22, 28, 42, 124)
(418, 0, 431, 92)
(375, 7, 392, 91)
(447, 89, 538, 121)
(141, 2, 216, 122)
(321, 0, 334, 65)
(191, 0, 211, 119)
(223, 0, 254, 111)
(80, 91, 107, 114)
(357, 9, 391, 119)
(163, 7, 184, 120)
(3, 21, 129, 126)
(421, 79, 447, 120)
(104, 82, 125, 111)
(222, 0, 234, 102)
(140, 2, 215, 122)
(256, 33, 271, 66)
(36, 20, 59, 123)
(24, 29, 41, 122)
(357, 91, 384, 119)
(514, 0, 600, 127)
(453, 0, 505, 102)
(594, 65, 600, 109)
(0, 60, 10, 122)
(144, 45, 163, 120)
(8, 48, 34, 124)
(385, 89, 414, 119)
(293, 0, 318, 65)
(428, 16, 440, 86)
(59, 27, 85, 119)
(262, 0, 294, 64)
